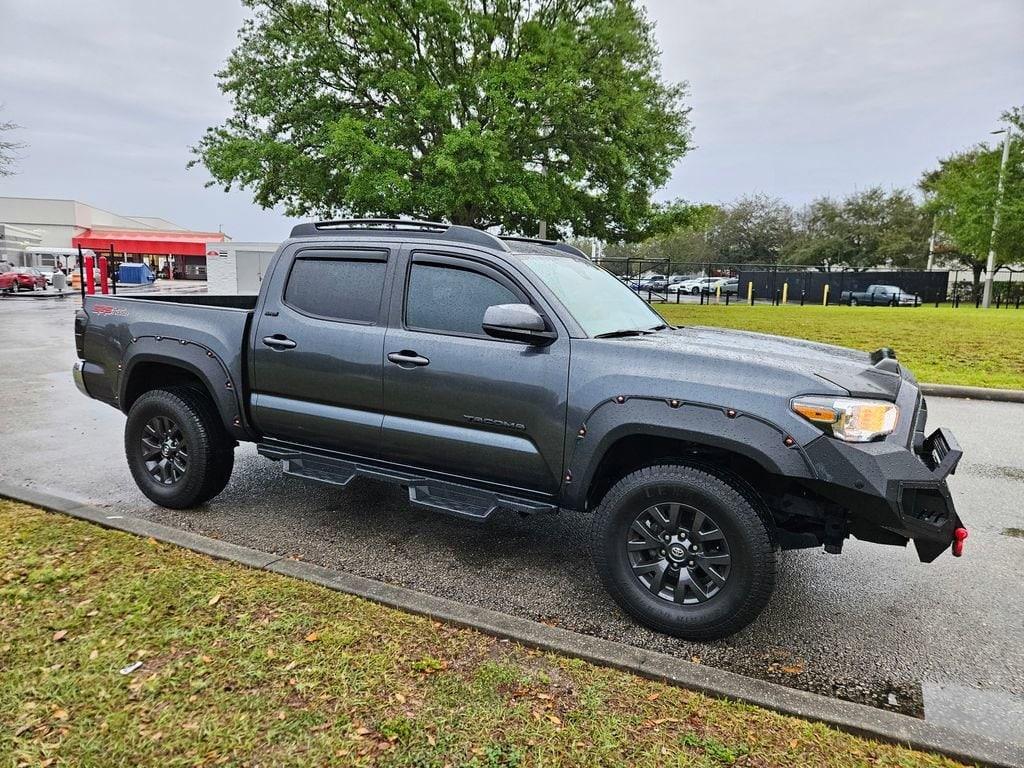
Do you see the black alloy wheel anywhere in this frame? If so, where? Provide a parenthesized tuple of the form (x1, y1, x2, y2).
(125, 387, 235, 509)
(141, 415, 189, 485)
(590, 464, 776, 640)
(627, 502, 731, 605)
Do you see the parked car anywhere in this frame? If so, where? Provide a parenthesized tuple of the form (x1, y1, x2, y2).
(637, 274, 669, 291)
(37, 267, 65, 286)
(72, 219, 966, 641)
(839, 285, 920, 306)
(668, 276, 728, 295)
(1, 267, 47, 291)
(721, 278, 740, 296)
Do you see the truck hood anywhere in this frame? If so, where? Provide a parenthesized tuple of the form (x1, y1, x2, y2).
(624, 325, 903, 400)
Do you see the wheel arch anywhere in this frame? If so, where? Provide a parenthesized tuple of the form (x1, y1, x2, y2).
(564, 399, 815, 512)
(121, 346, 250, 441)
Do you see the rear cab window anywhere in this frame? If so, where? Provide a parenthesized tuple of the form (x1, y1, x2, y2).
(283, 249, 388, 324)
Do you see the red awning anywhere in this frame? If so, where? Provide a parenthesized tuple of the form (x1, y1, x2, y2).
(72, 228, 227, 257)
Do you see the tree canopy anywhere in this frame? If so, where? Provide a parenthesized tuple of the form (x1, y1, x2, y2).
(707, 194, 796, 264)
(787, 187, 930, 270)
(192, 0, 691, 240)
(920, 106, 1024, 282)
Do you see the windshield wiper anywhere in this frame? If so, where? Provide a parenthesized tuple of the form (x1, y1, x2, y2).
(594, 328, 655, 339)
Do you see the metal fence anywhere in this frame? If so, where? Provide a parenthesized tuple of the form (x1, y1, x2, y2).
(592, 257, 1024, 309)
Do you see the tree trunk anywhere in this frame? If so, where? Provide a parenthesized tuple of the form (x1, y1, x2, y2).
(972, 263, 984, 297)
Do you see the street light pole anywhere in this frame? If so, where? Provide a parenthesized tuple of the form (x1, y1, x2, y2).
(982, 127, 1013, 308)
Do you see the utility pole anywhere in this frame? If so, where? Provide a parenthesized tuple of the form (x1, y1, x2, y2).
(982, 127, 1013, 308)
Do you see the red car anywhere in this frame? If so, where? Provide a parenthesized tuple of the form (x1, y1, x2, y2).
(0, 267, 48, 292)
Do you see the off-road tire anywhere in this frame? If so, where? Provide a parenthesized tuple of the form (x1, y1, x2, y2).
(590, 464, 776, 640)
(125, 386, 235, 509)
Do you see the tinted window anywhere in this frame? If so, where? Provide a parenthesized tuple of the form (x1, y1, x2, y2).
(284, 256, 386, 323)
(406, 262, 519, 336)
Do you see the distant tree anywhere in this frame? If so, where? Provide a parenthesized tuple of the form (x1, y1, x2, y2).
(920, 106, 1024, 292)
(0, 107, 24, 177)
(192, 0, 691, 240)
(636, 201, 718, 271)
(788, 187, 929, 271)
(708, 194, 795, 265)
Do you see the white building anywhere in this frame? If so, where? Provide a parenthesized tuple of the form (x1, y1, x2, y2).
(0, 196, 227, 278)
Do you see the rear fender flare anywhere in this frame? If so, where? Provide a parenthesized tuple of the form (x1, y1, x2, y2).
(120, 337, 252, 441)
(562, 395, 816, 510)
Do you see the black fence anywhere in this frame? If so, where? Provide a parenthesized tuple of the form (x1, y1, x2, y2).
(738, 269, 949, 305)
(592, 257, 1024, 308)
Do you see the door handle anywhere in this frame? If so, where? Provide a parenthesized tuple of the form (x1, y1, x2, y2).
(387, 350, 430, 368)
(262, 334, 296, 350)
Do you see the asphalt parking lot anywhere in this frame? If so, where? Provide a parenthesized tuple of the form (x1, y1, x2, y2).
(1, 293, 1022, 747)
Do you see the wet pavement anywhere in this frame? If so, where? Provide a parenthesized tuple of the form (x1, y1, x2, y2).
(1, 295, 1022, 748)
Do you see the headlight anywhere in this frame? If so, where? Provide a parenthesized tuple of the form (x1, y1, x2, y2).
(791, 396, 899, 442)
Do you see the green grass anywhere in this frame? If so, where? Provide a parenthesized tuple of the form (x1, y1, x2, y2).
(656, 304, 1024, 390)
(0, 501, 963, 767)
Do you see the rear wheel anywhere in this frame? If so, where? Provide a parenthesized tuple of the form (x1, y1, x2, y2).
(591, 464, 776, 640)
(125, 387, 235, 509)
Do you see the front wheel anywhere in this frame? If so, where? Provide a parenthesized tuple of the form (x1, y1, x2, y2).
(125, 387, 235, 509)
(590, 464, 776, 640)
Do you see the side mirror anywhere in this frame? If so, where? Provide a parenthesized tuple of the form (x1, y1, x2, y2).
(482, 304, 556, 345)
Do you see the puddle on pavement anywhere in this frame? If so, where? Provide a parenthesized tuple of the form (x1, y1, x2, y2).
(923, 682, 1024, 747)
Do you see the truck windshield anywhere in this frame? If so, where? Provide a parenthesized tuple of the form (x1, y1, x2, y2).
(518, 253, 665, 338)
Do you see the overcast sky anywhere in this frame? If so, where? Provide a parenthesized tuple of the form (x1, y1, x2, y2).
(1, 0, 1021, 241)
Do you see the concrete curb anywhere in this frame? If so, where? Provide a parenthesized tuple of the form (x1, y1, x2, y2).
(920, 383, 1024, 404)
(2, 482, 1021, 768)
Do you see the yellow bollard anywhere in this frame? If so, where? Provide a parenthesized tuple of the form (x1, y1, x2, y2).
(822, 284, 830, 306)
(715, 285, 721, 303)
(782, 283, 789, 304)
(747, 281, 753, 304)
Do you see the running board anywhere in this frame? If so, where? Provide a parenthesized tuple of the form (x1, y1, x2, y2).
(257, 443, 557, 522)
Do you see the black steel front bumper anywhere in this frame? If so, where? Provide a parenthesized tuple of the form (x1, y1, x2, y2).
(801, 422, 964, 563)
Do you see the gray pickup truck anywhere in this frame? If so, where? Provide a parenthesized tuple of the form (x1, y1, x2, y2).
(840, 284, 921, 306)
(73, 219, 966, 639)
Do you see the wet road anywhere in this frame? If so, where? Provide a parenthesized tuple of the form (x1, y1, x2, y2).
(1, 295, 1022, 745)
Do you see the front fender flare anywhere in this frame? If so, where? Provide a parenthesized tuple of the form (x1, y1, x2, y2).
(562, 395, 816, 510)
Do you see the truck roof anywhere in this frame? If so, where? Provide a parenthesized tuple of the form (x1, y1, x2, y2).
(288, 219, 587, 259)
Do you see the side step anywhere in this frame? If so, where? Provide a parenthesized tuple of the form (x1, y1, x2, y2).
(258, 443, 557, 523)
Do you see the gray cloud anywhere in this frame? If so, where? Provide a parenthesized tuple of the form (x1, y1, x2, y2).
(1, 0, 1021, 240)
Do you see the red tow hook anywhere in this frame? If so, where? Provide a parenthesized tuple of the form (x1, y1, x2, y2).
(952, 527, 969, 557)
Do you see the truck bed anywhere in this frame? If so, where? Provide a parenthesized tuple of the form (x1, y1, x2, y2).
(78, 294, 256, 412)
(123, 294, 259, 310)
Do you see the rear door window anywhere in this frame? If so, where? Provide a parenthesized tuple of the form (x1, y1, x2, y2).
(283, 250, 388, 324)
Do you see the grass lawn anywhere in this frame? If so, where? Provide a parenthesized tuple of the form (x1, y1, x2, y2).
(657, 304, 1024, 390)
(0, 500, 962, 767)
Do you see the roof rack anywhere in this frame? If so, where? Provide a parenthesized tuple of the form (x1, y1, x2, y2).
(289, 218, 509, 251)
(499, 236, 588, 258)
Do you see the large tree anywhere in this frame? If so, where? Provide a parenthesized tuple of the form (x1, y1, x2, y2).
(788, 187, 930, 270)
(192, 0, 691, 239)
(707, 194, 795, 265)
(920, 107, 1024, 291)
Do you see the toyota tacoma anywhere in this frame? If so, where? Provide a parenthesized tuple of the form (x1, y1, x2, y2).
(72, 220, 966, 639)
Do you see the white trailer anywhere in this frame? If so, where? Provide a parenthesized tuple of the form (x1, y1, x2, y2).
(205, 242, 279, 295)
